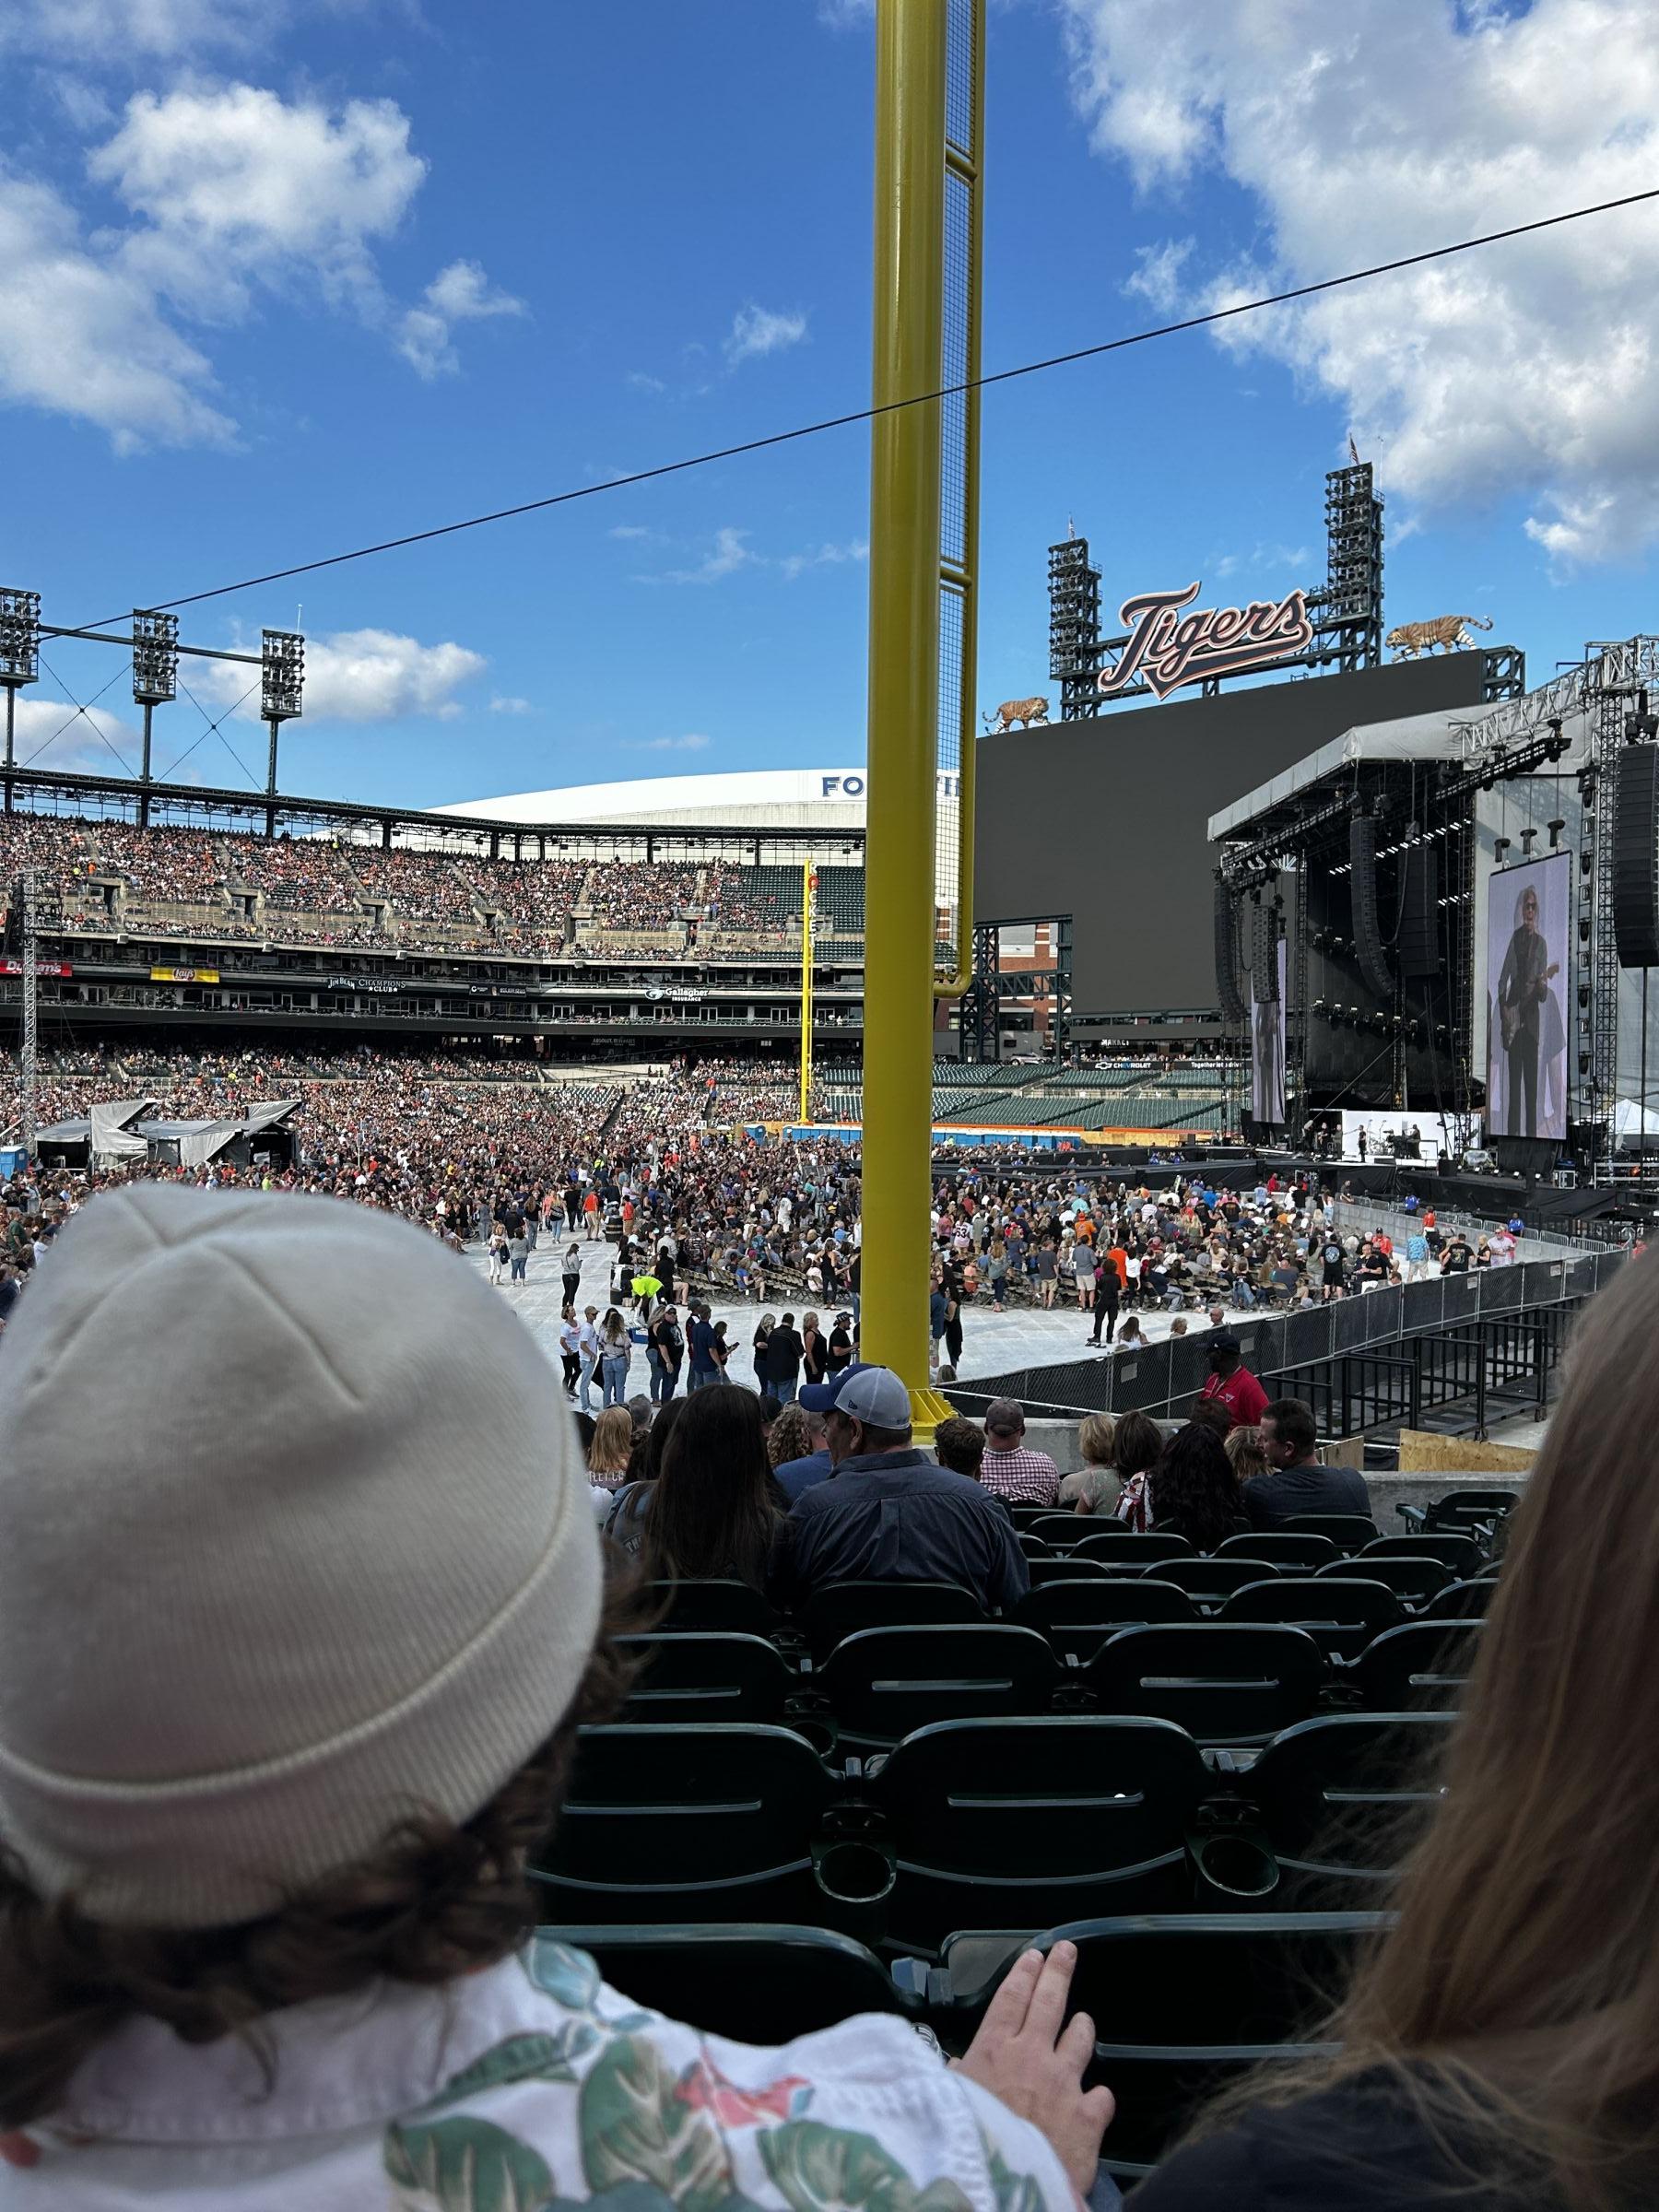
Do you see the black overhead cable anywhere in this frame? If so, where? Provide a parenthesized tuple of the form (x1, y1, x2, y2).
(156, 679, 262, 783)
(18, 658, 135, 772)
(177, 677, 263, 790)
(82, 183, 1659, 626)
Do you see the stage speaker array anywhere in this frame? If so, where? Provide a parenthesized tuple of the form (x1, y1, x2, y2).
(1348, 811, 1394, 997)
(1251, 898, 1279, 1002)
(1213, 875, 1247, 1026)
(1614, 743, 1659, 968)
(1398, 837, 1441, 977)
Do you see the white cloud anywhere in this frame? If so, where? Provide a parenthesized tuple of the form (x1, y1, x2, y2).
(1124, 236, 1194, 314)
(91, 83, 425, 322)
(626, 370, 667, 394)
(816, 0, 872, 24)
(724, 302, 807, 366)
(396, 258, 525, 379)
(0, 173, 234, 452)
(632, 733, 712, 753)
(780, 538, 869, 581)
(488, 694, 532, 714)
(0, 83, 520, 448)
(653, 527, 759, 585)
(608, 524, 653, 540)
(0, 0, 274, 59)
(202, 628, 487, 723)
(1060, 0, 1659, 563)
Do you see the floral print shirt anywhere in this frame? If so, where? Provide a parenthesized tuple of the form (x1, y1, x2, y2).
(1, 1939, 1079, 2212)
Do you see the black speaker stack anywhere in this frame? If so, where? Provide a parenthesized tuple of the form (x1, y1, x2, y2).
(1251, 898, 1279, 1003)
(1614, 743, 1659, 969)
(1397, 830, 1441, 978)
(1348, 811, 1394, 997)
(1213, 875, 1247, 1027)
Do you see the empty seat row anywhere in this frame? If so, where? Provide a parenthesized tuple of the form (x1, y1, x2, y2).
(535, 1709, 1440, 1957)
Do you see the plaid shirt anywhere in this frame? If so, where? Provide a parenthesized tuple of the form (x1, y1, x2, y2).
(979, 1442, 1060, 1505)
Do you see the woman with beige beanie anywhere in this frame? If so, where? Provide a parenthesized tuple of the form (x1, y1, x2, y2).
(0, 1184, 1110, 2207)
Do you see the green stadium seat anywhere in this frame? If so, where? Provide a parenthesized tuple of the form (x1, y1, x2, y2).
(1420, 1578, 1494, 1620)
(1013, 1577, 1198, 1661)
(1082, 1623, 1324, 1747)
(1314, 1554, 1450, 1606)
(1019, 1513, 1091, 1547)
(802, 1580, 985, 1662)
(1355, 1619, 1483, 1712)
(870, 1717, 1210, 1950)
(532, 1724, 835, 1925)
(1071, 1529, 1196, 1566)
(1361, 1533, 1483, 1580)
(640, 1578, 780, 1635)
(1218, 1531, 1342, 1571)
(1028, 1556, 1121, 1585)
(936, 1912, 1392, 2181)
(538, 1923, 914, 2041)
(1220, 1577, 1406, 1663)
(616, 1632, 794, 1724)
(1243, 1712, 1454, 1904)
(1279, 1514, 1381, 1552)
(1157, 1557, 1284, 1609)
(817, 1624, 1059, 1750)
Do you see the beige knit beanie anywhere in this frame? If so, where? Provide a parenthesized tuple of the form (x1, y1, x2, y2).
(0, 1182, 600, 1928)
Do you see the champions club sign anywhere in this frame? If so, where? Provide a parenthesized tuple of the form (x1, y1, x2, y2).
(1096, 582, 1314, 703)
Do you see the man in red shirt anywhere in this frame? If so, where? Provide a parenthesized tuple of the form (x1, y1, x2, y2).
(1196, 1331, 1268, 1430)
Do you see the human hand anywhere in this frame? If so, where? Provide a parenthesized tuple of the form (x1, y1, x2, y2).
(952, 1941, 1114, 2194)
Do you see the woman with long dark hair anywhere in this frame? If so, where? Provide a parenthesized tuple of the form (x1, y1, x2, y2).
(641, 1383, 786, 1589)
(1135, 1248, 1659, 2208)
(1146, 1421, 1244, 1551)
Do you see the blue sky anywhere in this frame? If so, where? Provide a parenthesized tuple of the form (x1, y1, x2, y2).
(5, 0, 1658, 811)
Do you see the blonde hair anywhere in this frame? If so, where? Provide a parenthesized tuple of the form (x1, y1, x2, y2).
(1224, 1424, 1268, 1482)
(587, 1406, 633, 1477)
(1077, 1413, 1116, 1467)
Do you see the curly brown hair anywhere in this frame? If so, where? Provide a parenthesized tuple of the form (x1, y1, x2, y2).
(0, 1575, 642, 2130)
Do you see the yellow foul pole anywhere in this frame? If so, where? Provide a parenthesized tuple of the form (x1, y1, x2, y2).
(799, 862, 816, 1125)
(862, 0, 949, 1431)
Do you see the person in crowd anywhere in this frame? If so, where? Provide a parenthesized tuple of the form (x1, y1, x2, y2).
(646, 1299, 684, 1404)
(979, 1398, 1061, 1507)
(1186, 1395, 1231, 1441)
(1088, 1251, 1120, 1346)
(800, 1309, 828, 1391)
(765, 1311, 805, 1406)
(687, 1300, 720, 1392)
(752, 1309, 776, 1392)
(1072, 1232, 1097, 1315)
(1137, 1243, 1659, 2209)
(1195, 1331, 1269, 1432)
(586, 1405, 633, 1490)
(0, 1188, 1111, 2209)
(1140, 1421, 1247, 1549)
(1117, 1314, 1146, 1351)
(1058, 1411, 1120, 1513)
(626, 1393, 653, 1435)
(488, 1221, 510, 1286)
(557, 1303, 582, 1397)
(582, 1182, 602, 1239)
(933, 1415, 987, 1484)
(597, 1305, 631, 1406)
(1224, 1422, 1269, 1485)
(576, 1303, 603, 1415)
(560, 1241, 582, 1308)
(638, 1384, 785, 1590)
(1243, 1396, 1372, 1526)
(827, 1312, 854, 1371)
(766, 1403, 825, 1500)
(770, 1366, 1029, 1614)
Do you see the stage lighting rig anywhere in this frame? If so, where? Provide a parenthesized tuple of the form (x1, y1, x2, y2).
(261, 629, 305, 723)
(1623, 690, 1658, 744)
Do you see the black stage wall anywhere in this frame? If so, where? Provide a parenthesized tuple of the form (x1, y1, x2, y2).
(974, 652, 1489, 1018)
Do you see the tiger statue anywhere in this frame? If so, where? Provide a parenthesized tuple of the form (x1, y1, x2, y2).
(982, 696, 1051, 733)
(1385, 614, 1493, 659)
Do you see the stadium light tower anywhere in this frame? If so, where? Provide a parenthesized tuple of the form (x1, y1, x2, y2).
(861, 0, 983, 1432)
(132, 608, 179, 829)
(260, 629, 305, 836)
(0, 588, 41, 817)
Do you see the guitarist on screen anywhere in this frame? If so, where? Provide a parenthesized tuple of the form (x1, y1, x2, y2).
(1497, 881, 1559, 1138)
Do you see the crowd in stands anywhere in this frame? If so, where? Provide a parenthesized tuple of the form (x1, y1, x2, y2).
(0, 810, 858, 958)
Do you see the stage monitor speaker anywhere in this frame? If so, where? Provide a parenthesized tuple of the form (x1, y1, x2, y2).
(1613, 742, 1659, 968)
(1251, 899, 1279, 1002)
(1398, 840, 1440, 977)
(1349, 812, 1394, 997)
(1214, 875, 1247, 1026)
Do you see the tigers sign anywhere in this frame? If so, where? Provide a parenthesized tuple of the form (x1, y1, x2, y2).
(1096, 582, 1314, 703)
